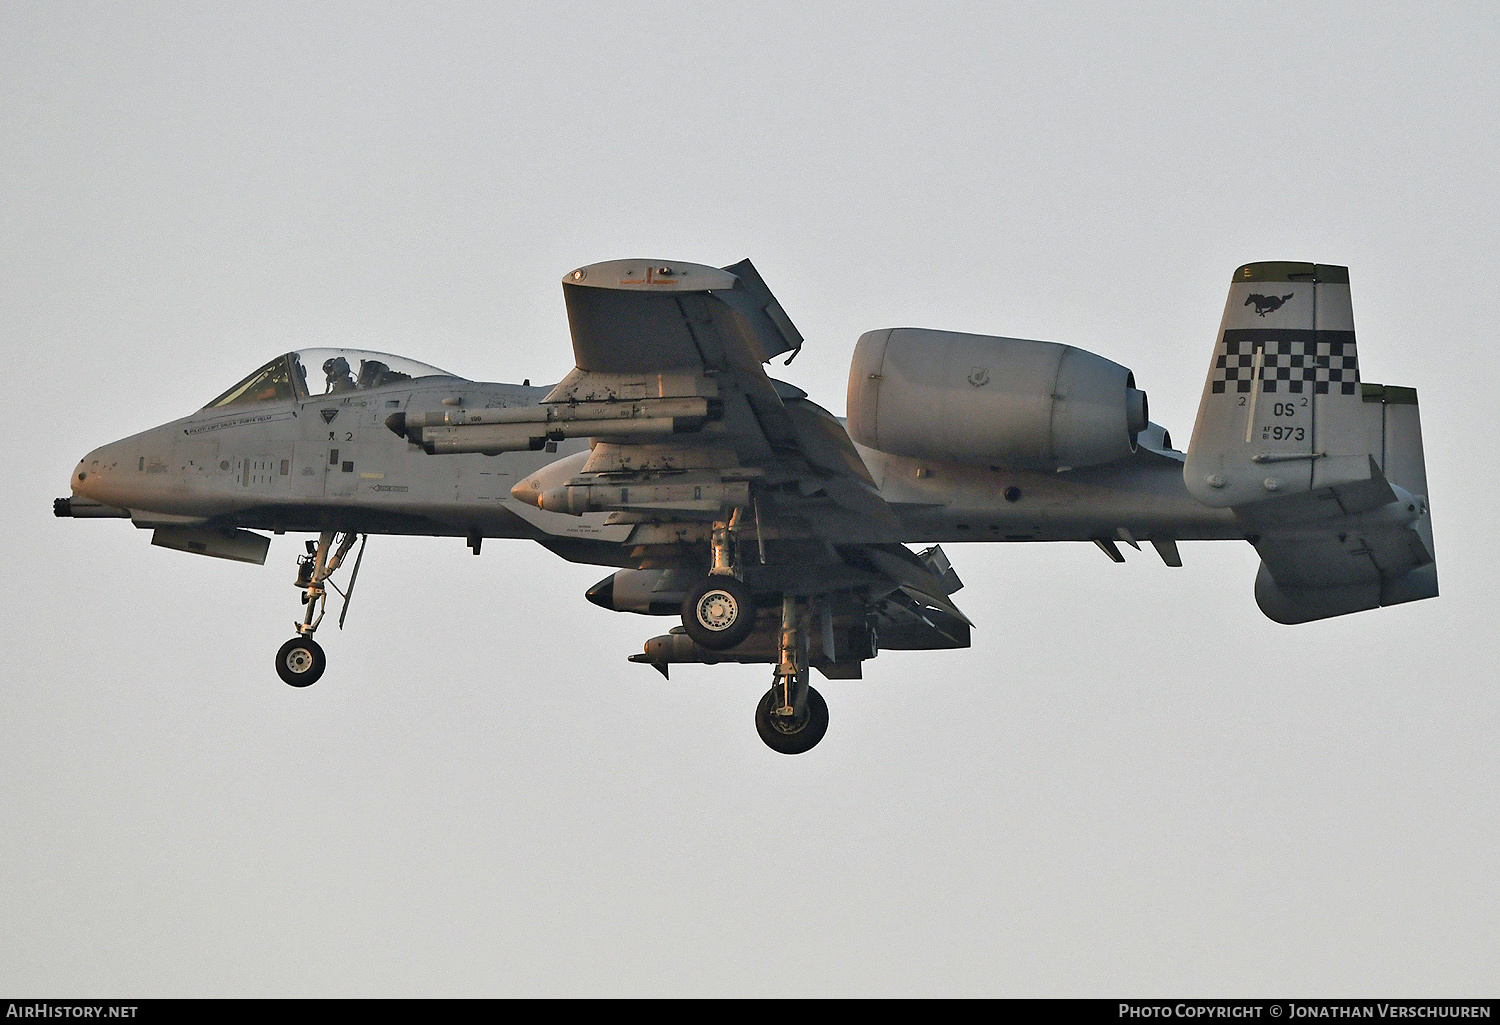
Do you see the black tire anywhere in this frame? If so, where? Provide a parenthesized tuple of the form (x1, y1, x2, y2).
(276, 636, 325, 687)
(755, 684, 829, 755)
(681, 576, 757, 651)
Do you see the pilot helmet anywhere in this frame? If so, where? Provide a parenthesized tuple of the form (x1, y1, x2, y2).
(323, 356, 351, 377)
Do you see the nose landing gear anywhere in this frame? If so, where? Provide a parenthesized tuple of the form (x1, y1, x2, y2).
(275, 529, 365, 687)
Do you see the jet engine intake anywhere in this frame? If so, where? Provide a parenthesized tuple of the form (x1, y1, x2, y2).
(847, 328, 1149, 470)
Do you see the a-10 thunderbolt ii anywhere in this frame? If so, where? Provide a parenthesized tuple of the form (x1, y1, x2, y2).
(57, 259, 1437, 753)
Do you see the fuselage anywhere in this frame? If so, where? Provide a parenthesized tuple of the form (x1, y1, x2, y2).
(71, 374, 580, 536)
(68, 351, 1242, 556)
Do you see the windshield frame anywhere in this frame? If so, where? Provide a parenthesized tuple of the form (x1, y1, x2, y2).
(202, 354, 299, 410)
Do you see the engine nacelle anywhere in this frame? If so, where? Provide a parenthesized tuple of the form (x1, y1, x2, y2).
(847, 328, 1148, 471)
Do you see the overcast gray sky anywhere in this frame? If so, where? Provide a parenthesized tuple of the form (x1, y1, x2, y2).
(3, 1, 1497, 997)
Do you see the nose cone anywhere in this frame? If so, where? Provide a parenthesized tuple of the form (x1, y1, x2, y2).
(72, 444, 120, 504)
(65, 416, 195, 519)
(70, 428, 170, 511)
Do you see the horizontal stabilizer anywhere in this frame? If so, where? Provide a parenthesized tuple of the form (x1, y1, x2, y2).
(1236, 408, 1434, 624)
(1255, 561, 1437, 625)
(1243, 399, 1436, 623)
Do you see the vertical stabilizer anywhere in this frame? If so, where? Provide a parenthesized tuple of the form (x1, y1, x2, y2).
(1186, 263, 1437, 623)
(1185, 262, 1370, 507)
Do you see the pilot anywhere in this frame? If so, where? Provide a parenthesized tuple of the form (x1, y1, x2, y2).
(323, 356, 357, 394)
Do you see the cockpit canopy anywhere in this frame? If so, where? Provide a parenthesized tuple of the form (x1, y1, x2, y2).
(204, 349, 462, 410)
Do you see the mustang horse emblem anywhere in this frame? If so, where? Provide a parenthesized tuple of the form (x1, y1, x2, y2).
(1245, 293, 1294, 317)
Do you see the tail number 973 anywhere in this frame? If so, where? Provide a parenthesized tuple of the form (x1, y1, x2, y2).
(1264, 399, 1307, 440)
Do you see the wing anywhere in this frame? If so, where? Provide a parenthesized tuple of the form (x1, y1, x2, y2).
(561, 258, 802, 374)
(532, 259, 972, 680)
(395, 257, 971, 687)
(537, 258, 901, 542)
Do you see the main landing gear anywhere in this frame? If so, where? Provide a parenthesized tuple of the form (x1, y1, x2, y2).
(677, 509, 830, 754)
(275, 529, 365, 687)
(757, 685, 828, 755)
(680, 511, 757, 650)
(755, 594, 828, 754)
(681, 576, 756, 650)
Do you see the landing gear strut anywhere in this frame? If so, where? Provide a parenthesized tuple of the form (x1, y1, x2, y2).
(755, 594, 829, 754)
(276, 529, 363, 687)
(680, 509, 757, 650)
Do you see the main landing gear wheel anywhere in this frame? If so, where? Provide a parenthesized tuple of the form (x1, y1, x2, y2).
(756, 685, 829, 755)
(276, 636, 326, 687)
(682, 576, 757, 651)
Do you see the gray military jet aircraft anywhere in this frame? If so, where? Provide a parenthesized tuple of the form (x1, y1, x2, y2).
(57, 259, 1437, 753)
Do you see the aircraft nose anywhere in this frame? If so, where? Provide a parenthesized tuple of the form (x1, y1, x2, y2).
(71, 440, 135, 508)
(72, 451, 104, 501)
(65, 422, 185, 516)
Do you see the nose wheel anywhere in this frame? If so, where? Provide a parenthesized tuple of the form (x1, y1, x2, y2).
(276, 636, 326, 687)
